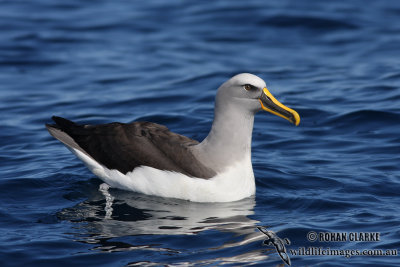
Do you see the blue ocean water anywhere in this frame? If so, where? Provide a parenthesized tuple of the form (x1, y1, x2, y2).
(1, 0, 400, 266)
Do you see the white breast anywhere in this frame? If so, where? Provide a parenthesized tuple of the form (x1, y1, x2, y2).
(69, 147, 255, 202)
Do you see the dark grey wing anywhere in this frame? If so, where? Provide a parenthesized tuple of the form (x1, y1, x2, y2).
(274, 239, 291, 266)
(46, 116, 216, 178)
(257, 226, 272, 237)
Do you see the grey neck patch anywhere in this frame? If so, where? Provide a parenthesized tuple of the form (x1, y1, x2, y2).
(191, 97, 255, 172)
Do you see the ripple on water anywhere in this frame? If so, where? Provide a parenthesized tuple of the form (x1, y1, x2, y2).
(1, 0, 400, 266)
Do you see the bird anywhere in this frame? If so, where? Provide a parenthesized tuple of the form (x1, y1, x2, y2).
(46, 73, 300, 202)
(257, 226, 291, 266)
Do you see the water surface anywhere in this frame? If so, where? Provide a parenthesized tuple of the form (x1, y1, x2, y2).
(1, 0, 400, 266)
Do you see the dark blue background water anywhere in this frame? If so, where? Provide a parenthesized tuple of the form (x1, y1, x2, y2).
(1, 1, 399, 266)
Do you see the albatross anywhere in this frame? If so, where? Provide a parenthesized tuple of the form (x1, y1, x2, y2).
(46, 73, 300, 202)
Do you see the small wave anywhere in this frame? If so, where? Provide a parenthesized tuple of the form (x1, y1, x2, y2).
(0, 59, 64, 67)
(259, 15, 358, 31)
(379, 72, 400, 81)
(323, 110, 400, 129)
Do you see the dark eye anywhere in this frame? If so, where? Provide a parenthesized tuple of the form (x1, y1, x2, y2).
(243, 84, 252, 91)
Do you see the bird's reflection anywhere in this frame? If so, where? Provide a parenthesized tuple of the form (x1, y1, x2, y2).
(60, 183, 259, 235)
(58, 182, 270, 263)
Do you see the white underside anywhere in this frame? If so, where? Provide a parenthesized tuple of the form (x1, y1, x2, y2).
(68, 148, 255, 202)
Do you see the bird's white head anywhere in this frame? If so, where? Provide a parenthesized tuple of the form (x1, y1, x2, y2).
(216, 73, 300, 126)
